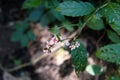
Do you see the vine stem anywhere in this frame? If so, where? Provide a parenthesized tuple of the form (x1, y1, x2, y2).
(71, 3, 108, 40)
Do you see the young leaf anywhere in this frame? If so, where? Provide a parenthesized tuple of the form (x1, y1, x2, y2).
(101, 3, 120, 34)
(49, 26, 60, 35)
(70, 40, 87, 76)
(22, 0, 44, 9)
(56, 1, 95, 17)
(86, 14, 105, 30)
(96, 44, 120, 64)
(86, 65, 103, 76)
(62, 20, 74, 31)
(107, 30, 120, 43)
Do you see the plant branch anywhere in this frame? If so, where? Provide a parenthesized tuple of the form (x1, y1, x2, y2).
(71, 3, 108, 40)
(0, 62, 32, 72)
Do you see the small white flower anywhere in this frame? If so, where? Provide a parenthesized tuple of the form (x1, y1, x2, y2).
(43, 49, 49, 54)
(75, 41, 80, 47)
(46, 45, 50, 48)
(65, 41, 70, 46)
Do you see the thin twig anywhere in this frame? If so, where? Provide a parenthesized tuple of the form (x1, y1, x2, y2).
(7, 62, 32, 72)
(0, 62, 32, 72)
(96, 30, 106, 49)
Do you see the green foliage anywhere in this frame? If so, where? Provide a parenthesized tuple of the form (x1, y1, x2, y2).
(101, 3, 120, 34)
(70, 40, 87, 76)
(11, 20, 35, 47)
(86, 14, 105, 30)
(96, 44, 120, 64)
(107, 30, 120, 43)
(56, 1, 95, 17)
(86, 65, 103, 76)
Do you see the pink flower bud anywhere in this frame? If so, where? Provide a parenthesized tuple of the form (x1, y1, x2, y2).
(69, 45, 75, 50)
(49, 36, 58, 45)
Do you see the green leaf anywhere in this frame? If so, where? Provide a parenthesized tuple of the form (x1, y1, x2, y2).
(29, 6, 45, 22)
(56, 1, 95, 17)
(86, 14, 105, 30)
(49, 26, 60, 35)
(20, 35, 29, 47)
(27, 30, 35, 41)
(70, 40, 87, 76)
(101, 3, 120, 34)
(22, 0, 44, 9)
(62, 20, 74, 31)
(50, 9, 65, 21)
(11, 31, 23, 42)
(40, 10, 55, 27)
(56, 34, 61, 41)
(86, 65, 103, 76)
(110, 24, 120, 35)
(107, 30, 120, 43)
(96, 44, 120, 64)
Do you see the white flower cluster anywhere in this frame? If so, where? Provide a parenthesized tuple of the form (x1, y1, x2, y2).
(69, 41, 80, 50)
